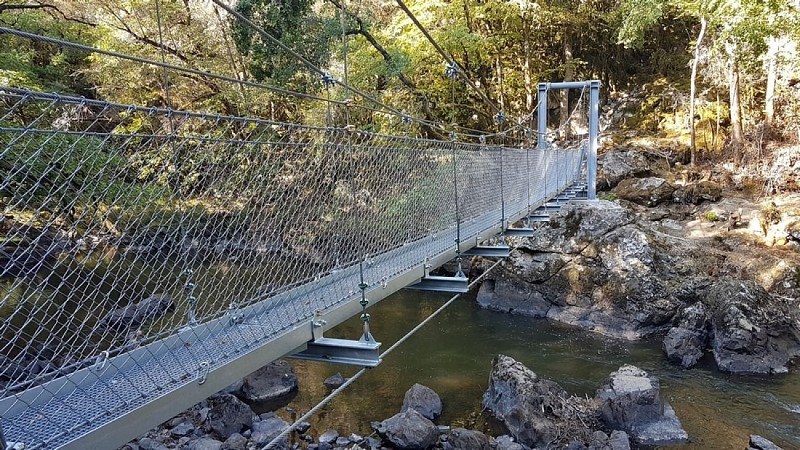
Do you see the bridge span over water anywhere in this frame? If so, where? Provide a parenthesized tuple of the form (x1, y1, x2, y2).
(0, 11, 600, 447)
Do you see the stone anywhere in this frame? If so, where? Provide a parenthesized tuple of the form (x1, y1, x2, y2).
(323, 373, 346, 389)
(707, 279, 800, 374)
(221, 433, 248, 450)
(335, 436, 352, 447)
(595, 365, 687, 446)
(663, 303, 709, 369)
(748, 434, 783, 450)
(184, 438, 224, 450)
(97, 293, 175, 329)
(296, 421, 312, 434)
(482, 355, 597, 448)
(401, 383, 443, 420)
(612, 177, 675, 207)
(319, 430, 340, 445)
(493, 435, 525, 450)
(672, 181, 722, 204)
(597, 151, 650, 189)
(241, 360, 298, 405)
(137, 438, 169, 450)
(442, 428, 490, 450)
(170, 422, 195, 437)
(251, 414, 290, 448)
(608, 431, 631, 450)
(375, 408, 438, 450)
(207, 393, 253, 439)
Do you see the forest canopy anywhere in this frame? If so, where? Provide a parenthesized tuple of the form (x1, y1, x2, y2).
(0, 0, 798, 153)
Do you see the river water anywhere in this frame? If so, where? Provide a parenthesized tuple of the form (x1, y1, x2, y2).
(281, 290, 800, 450)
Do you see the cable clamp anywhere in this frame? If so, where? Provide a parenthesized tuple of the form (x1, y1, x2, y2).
(197, 361, 210, 385)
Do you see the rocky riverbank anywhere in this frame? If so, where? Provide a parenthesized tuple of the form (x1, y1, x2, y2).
(474, 148, 800, 375)
(123, 355, 787, 450)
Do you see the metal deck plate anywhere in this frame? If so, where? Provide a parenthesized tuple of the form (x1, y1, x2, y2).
(290, 337, 381, 367)
(461, 245, 511, 258)
(405, 275, 469, 293)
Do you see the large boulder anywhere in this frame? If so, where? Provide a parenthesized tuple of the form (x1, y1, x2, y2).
(442, 428, 490, 450)
(98, 294, 175, 329)
(706, 279, 800, 374)
(612, 177, 675, 206)
(747, 434, 783, 450)
(401, 383, 442, 420)
(597, 151, 650, 189)
(206, 394, 253, 439)
(250, 413, 289, 448)
(375, 408, 438, 450)
(480, 203, 681, 340)
(241, 360, 298, 405)
(672, 181, 722, 204)
(482, 355, 598, 448)
(184, 438, 223, 450)
(595, 365, 687, 446)
(663, 303, 710, 368)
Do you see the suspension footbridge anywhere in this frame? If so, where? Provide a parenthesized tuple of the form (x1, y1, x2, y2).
(0, 3, 601, 448)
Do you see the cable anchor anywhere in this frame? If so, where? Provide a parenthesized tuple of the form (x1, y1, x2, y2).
(357, 260, 374, 343)
(445, 62, 460, 80)
(227, 302, 244, 326)
(321, 72, 336, 89)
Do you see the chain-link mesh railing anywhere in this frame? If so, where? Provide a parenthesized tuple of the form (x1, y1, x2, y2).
(0, 87, 584, 449)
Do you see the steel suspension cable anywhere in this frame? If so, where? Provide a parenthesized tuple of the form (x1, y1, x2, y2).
(0, 27, 344, 106)
(262, 256, 507, 450)
(392, 0, 501, 116)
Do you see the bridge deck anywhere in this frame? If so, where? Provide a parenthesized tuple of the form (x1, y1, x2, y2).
(2, 178, 583, 449)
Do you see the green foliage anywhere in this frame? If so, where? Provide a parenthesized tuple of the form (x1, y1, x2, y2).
(612, 0, 668, 49)
(703, 211, 720, 222)
(599, 192, 618, 201)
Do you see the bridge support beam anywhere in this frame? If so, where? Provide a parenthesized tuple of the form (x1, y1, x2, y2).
(536, 80, 600, 200)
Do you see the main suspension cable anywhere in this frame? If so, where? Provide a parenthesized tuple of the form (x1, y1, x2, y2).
(0, 27, 344, 106)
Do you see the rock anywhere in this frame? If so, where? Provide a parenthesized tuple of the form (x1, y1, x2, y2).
(207, 394, 253, 439)
(185, 438, 224, 450)
(493, 435, 525, 450)
(672, 181, 722, 204)
(323, 373, 346, 389)
(335, 436, 351, 447)
(748, 434, 783, 450)
(612, 177, 674, 206)
(595, 365, 687, 445)
(442, 428, 490, 450)
(401, 383, 442, 420)
(241, 360, 298, 405)
(482, 355, 597, 448)
(170, 422, 195, 437)
(296, 421, 312, 434)
(476, 278, 551, 318)
(97, 293, 175, 329)
(221, 433, 248, 450)
(137, 438, 169, 450)
(481, 202, 680, 340)
(597, 151, 650, 189)
(375, 408, 438, 450)
(586, 430, 631, 450)
(251, 414, 289, 448)
(319, 430, 339, 445)
(707, 279, 800, 374)
(663, 303, 709, 368)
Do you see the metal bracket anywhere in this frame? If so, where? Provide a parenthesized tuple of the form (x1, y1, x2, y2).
(406, 274, 469, 293)
(505, 227, 535, 237)
(290, 337, 381, 367)
(197, 361, 210, 385)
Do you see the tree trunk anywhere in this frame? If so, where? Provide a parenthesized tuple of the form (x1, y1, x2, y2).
(765, 35, 778, 128)
(727, 41, 744, 159)
(689, 16, 706, 166)
(523, 18, 533, 111)
(560, 35, 574, 142)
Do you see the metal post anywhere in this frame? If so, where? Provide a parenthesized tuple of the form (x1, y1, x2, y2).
(537, 83, 547, 150)
(588, 80, 600, 200)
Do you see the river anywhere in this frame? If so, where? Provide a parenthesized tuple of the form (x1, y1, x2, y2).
(279, 290, 800, 450)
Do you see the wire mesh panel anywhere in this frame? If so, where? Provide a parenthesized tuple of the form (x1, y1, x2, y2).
(0, 88, 583, 449)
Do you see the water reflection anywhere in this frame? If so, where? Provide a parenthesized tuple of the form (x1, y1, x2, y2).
(278, 290, 800, 450)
